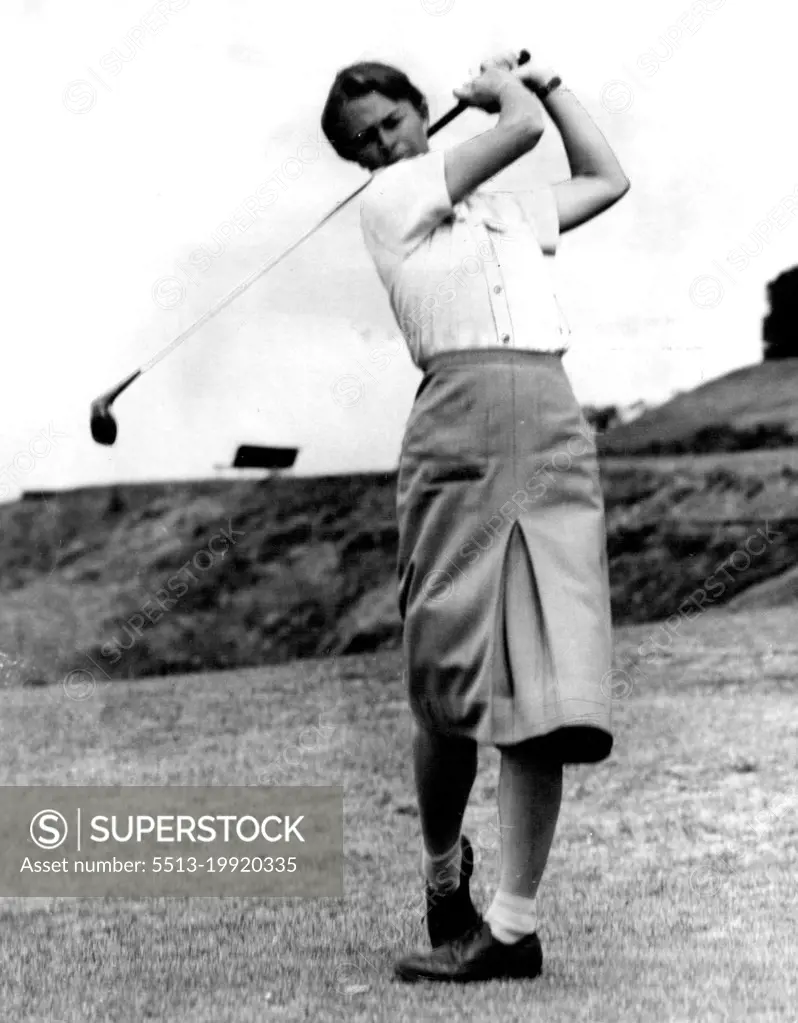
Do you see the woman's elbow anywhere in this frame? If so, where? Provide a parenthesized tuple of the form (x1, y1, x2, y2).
(614, 174, 631, 199)
(597, 174, 630, 217)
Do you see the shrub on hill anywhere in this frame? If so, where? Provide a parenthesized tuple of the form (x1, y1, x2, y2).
(763, 266, 798, 361)
(601, 422, 796, 457)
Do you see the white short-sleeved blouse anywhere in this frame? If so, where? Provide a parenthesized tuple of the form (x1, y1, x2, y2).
(359, 148, 570, 369)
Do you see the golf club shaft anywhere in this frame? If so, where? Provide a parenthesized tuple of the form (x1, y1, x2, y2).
(96, 50, 531, 407)
(137, 98, 472, 377)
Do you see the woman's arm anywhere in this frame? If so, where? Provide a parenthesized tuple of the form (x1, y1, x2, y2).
(545, 89, 631, 231)
(521, 62, 630, 232)
(443, 68, 546, 207)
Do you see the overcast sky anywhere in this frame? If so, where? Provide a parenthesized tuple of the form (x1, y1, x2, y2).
(2, 0, 795, 497)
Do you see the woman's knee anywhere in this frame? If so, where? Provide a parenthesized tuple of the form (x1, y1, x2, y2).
(412, 721, 477, 759)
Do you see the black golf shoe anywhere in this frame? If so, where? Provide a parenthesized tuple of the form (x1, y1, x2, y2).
(395, 920, 543, 983)
(426, 834, 480, 948)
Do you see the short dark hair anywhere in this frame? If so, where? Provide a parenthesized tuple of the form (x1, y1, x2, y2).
(321, 61, 428, 161)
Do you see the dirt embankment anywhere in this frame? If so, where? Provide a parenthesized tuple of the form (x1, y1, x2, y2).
(2, 444, 798, 685)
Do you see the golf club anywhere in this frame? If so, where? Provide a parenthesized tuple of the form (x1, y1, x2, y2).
(89, 50, 530, 446)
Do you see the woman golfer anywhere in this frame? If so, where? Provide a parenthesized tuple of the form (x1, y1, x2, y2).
(321, 50, 629, 983)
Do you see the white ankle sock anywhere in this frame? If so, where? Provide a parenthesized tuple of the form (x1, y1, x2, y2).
(485, 890, 537, 944)
(421, 837, 461, 893)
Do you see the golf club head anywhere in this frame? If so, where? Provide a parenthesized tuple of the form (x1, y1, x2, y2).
(90, 402, 118, 446)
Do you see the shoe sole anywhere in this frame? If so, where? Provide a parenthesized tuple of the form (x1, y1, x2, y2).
(394, 958, 543, 984)
(395, 932, 543, 984)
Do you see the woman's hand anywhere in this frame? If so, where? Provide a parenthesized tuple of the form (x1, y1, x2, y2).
(458, 53, 559, 112)
(479, 50, 521, 74)
(479, 50, 559, 92)
(514, 56, 559, 92)
(453, 67, 526, 114)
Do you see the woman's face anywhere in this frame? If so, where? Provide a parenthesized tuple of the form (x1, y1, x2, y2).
(342, 92, 429, 171)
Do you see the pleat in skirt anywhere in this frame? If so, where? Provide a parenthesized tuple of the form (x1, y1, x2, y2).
(396, 349, 613, 763)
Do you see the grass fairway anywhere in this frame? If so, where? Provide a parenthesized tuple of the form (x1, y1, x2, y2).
(0, 607, 795, 1022)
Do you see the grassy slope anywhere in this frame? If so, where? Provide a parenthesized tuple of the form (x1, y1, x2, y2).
(601, 359, 798, 455)
(0, 606, 796, 1022)
(3, 449, 798, 685)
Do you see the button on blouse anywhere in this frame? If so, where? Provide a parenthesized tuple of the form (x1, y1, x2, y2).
(359, 150, 570, 369)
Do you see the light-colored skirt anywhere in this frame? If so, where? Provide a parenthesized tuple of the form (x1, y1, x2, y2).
(396, 349, 613, 763)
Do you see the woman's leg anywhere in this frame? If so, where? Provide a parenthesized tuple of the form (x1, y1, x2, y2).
(485, 742, 563, 942)
(393, 733, 562, 981)
(413, 721, 478, 885)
